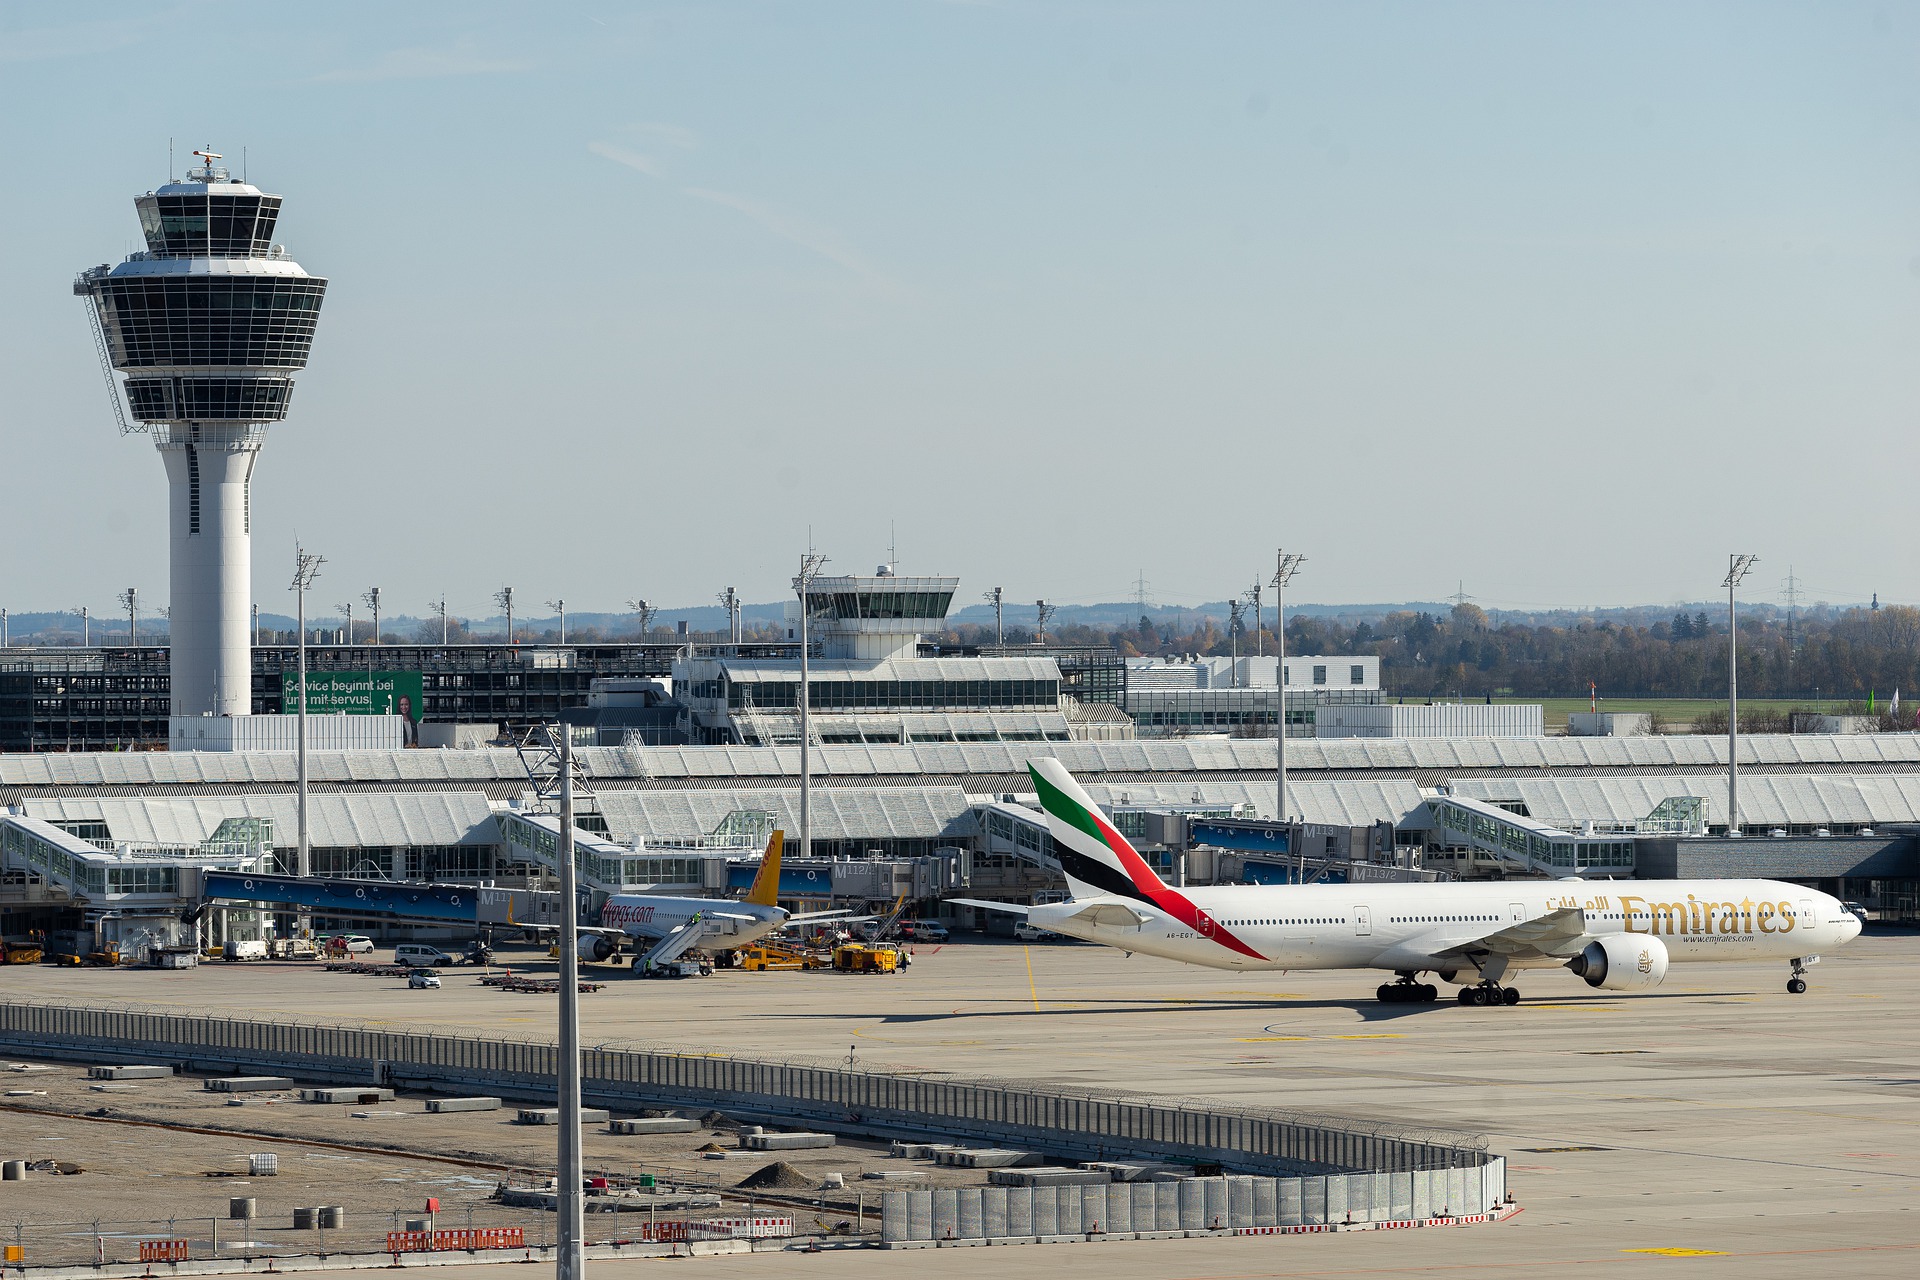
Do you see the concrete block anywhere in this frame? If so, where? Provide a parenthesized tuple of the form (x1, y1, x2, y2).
(990, 1168, 1112, 1187)
(936, 1149, 1042, 1168)
(425, 1097, 501, 1113)
(301, 1087, 394, 1104)
(518, 1108, 611, 1125)
(205, 1076, 293, 1092)
(742, 1132, 834, 1150)
(609, 1117, 700, 1135)
(87, 1065, 171, 1080)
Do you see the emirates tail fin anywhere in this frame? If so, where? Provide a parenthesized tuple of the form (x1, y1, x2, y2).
(1028, 758, 1168, 900)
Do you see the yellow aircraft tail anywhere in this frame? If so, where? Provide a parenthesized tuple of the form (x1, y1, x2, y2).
(745, 830, 784, 907)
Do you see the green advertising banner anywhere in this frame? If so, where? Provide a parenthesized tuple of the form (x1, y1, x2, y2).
(281, 671, 424, 721)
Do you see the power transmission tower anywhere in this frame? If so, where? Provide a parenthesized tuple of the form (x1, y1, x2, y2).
(1447, 580, 1474, 610)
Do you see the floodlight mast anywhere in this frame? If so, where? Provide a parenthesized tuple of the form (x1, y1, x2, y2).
(1724, 554, 1759, 836)
(363, 587, 381, 646)
(547, 599, 565, 645)
(119, 589, 138, 648)
(495, 587, 515, 646)
(795, 553, 828, 860)
(290, 546, 325, 884)
(1272, 551, 1306, 829)
(984, 587, 1004, 645)
(552, 728, 585, 1280)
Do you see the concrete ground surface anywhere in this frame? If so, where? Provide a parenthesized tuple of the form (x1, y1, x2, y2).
(3, 930, 1917, 1277)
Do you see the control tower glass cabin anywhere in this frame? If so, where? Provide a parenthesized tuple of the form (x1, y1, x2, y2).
(75, 155, 327, 717)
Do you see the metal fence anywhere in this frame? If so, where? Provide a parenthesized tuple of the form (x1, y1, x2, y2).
(880, 1166, 1510, 1243)
(0, 998, 1490, 1178)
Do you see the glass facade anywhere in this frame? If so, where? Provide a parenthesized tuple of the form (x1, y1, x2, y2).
(124, 375, 293, 422)
(729, 677, 1059, 711)
(816, 590, 955, 621)
(136, 192, 283, 258)
(96, 276, 327, 368)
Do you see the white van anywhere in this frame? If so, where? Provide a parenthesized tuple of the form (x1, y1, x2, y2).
(1014, 922, 1056, 943)
(395, 943, 455, 967)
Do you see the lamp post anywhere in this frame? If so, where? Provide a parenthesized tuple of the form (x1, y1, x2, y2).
(77, 606, 90, 646)
(984, 587, 1004, 646)
(290, 546, 325, 885)
(363, 587, 381, 646)
(430, 596, 449, 645)
(548, 599, 566, 645)
(553, 730, 585, 1280)
(795, 553, 828, 860)
(120, 588, 138, 648)
(336, 601, 353, 647)
(1724, 554, 1758, 836)
(1272, 550, 1306, 827)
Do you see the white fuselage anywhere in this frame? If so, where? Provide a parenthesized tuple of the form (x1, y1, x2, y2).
(600, 894, 786, 947)
(1031, 879, 1858, 977)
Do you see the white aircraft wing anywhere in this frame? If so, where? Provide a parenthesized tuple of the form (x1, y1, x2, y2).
(1429, 907, 1591, 964)
(785, 909, 871, 924)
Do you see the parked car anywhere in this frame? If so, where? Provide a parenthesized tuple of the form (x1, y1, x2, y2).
(1013, 921, 1057, 943)
(395, 943, 455, 967)
(407, 968, 442, 990)
(897, 920, 950, 943)
(321, 934, 375, 955)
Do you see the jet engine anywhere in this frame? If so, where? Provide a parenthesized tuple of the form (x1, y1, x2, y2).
(585, 934, 621, 962)
(1568, 933, 1668, 991)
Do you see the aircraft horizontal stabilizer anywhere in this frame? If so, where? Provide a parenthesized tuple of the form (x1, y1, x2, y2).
(947, 898, 1031, 916)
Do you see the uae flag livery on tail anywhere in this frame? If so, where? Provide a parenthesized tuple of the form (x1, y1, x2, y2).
(1027, 759, 1265, 961)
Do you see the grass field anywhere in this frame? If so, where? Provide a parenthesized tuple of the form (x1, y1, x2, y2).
(1491, 697, 1854, 732)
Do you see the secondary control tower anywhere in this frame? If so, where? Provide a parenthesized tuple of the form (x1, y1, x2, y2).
(75, 150, 328, 718)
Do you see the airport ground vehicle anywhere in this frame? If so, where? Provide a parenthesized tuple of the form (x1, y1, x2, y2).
(956, 759, 1864, 1005)
(897, 920, 949, 943)
(833, 944, 902, 973)
(1014, 921, 1059, 943)
(395, 943, 455, 967)
(407, 968, 442, 989)
(320, 934, 375, 956)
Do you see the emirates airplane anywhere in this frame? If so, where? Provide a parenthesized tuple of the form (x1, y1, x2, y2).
(955, 760, 1862, 1006)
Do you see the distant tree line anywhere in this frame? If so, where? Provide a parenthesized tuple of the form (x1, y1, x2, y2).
(945, 602, 1920, 703)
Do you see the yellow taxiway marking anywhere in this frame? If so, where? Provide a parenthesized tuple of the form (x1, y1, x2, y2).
(1023, 946, 1039, 1011)
(1623, 1248, 1731, 1257)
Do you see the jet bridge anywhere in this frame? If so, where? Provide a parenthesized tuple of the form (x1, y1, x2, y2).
(1425, 795, 1643, 877)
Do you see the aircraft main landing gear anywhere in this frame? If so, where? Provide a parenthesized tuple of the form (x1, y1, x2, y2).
(1458, 983, 1521, 1007)
(1377, 977, 1436, 1004)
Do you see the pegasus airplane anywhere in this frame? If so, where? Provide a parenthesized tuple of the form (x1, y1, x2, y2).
(955, 760, 1861, 1005)
(581, 832, 854, 972)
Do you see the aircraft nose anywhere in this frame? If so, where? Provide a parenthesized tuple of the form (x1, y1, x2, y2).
(1842, 913, 1863, 941)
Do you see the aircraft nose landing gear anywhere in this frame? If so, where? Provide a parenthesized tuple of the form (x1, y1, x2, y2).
(1787, 956, 1818, 994)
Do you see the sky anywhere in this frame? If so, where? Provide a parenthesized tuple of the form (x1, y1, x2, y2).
(1, 1, 1916, 623)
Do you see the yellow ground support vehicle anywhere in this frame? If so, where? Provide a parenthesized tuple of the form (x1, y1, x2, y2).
(832, 943, 901, 974)
(740, 941, 831, 972)
(0, 944, 43, 965)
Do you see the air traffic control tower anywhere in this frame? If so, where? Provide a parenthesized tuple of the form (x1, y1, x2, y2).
(76, 151, 328, 718)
